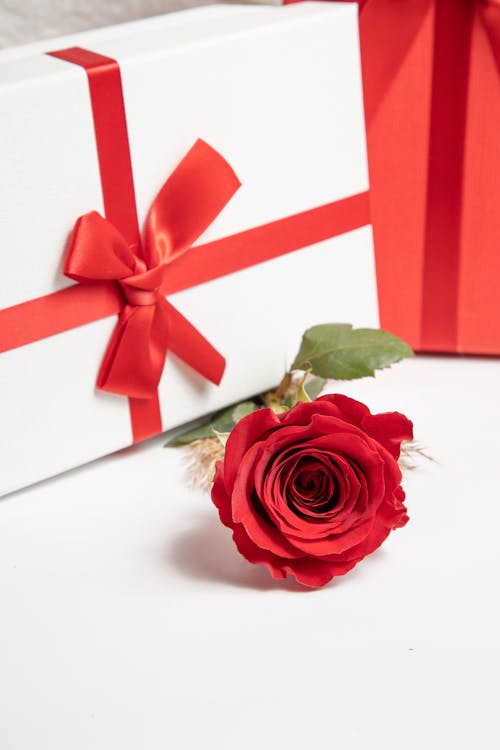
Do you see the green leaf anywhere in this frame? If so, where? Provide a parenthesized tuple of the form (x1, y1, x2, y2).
(304, 376, 327, 400)
(282, 375, 326, 407)
(166, 405, 236, 447)
(291, 324, 413, 380)
(166, 400, 258, 447)
(232, 401, 257, 423)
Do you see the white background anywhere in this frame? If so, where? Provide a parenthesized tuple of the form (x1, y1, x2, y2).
(0, 0, 275, 48)
(0, 354, 498, 749)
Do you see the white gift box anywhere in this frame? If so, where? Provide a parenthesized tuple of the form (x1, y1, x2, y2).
(0, 2, 378, 497)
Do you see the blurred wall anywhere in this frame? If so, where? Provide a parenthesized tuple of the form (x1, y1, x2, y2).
(0, 0, 273, 48)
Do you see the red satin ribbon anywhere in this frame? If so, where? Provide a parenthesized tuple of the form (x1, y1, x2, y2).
(48, 48, 236, 441)
(0, 46, 371, 444)
(286, 0, 500, 351)
(420, 0, 475, 350)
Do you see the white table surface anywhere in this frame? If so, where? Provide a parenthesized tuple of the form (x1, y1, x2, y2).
(0, 354, 498, 749)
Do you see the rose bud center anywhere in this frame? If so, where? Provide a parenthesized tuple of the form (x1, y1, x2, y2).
(287, 456, 341, 516)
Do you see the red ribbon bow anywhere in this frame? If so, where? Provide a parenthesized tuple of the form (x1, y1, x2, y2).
(64, 138, 240, 400)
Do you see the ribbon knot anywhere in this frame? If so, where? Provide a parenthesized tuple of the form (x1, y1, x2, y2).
(63, 139, 241, 401)
(120, 283, 163, 307)
(119, 263, 168, 307)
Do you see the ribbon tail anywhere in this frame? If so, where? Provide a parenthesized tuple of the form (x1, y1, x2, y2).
(165, 300, 225, 386)
(128, 394, 163, 443)
(97, 303, 170, 399)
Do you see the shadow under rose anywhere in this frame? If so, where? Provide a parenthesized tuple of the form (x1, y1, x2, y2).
(167, 511, 316, 592)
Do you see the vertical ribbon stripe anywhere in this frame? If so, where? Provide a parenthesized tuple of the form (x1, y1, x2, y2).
(420, 1, 474, 351)
(48, 47, 162, 442)
(48, 48, 142, 251)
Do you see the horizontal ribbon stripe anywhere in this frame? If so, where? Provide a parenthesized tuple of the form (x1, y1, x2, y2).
(0, 282, 120, 354)
(0, 192, 370, 351)
(164, 193, 370, 294)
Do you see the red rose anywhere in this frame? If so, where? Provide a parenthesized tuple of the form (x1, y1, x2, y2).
(211, 394, 413, 588)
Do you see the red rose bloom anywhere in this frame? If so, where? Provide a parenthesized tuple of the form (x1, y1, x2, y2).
(211, 394, 413, 588)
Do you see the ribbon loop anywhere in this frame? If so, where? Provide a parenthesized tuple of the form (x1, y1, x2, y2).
(144, 139, 241, 267)
(64, 211, 136, 282)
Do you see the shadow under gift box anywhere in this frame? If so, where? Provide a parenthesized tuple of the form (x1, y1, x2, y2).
(0, 2, 378, 497)
(286, 0, 500, 355)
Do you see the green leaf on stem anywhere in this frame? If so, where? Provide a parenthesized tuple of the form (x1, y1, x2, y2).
(232, 401, 257, 423)
(304, 376, 327, 400)
(166, 401, 258, 447)
(291, 324, 413, 380)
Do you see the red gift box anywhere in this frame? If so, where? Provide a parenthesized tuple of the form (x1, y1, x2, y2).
(286, 0, 500, 354)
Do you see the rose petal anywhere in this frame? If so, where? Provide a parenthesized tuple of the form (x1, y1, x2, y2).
(223, 408, 281, 492)
(361, 412, 414, 458)
(316, 393, 371, 425)
(282, 556, 359, 588)
(232, 443, 304, 559)
(234, 525, 359, 588)
(211, 461, 234, 528)
(232, 524, 288, 579)
(279, 397, 349, 427)
(319, 517, 391, 564)
(285, 517, 373, 556)
(317, 395, 413, 460)
(377, 486, 409, 529)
